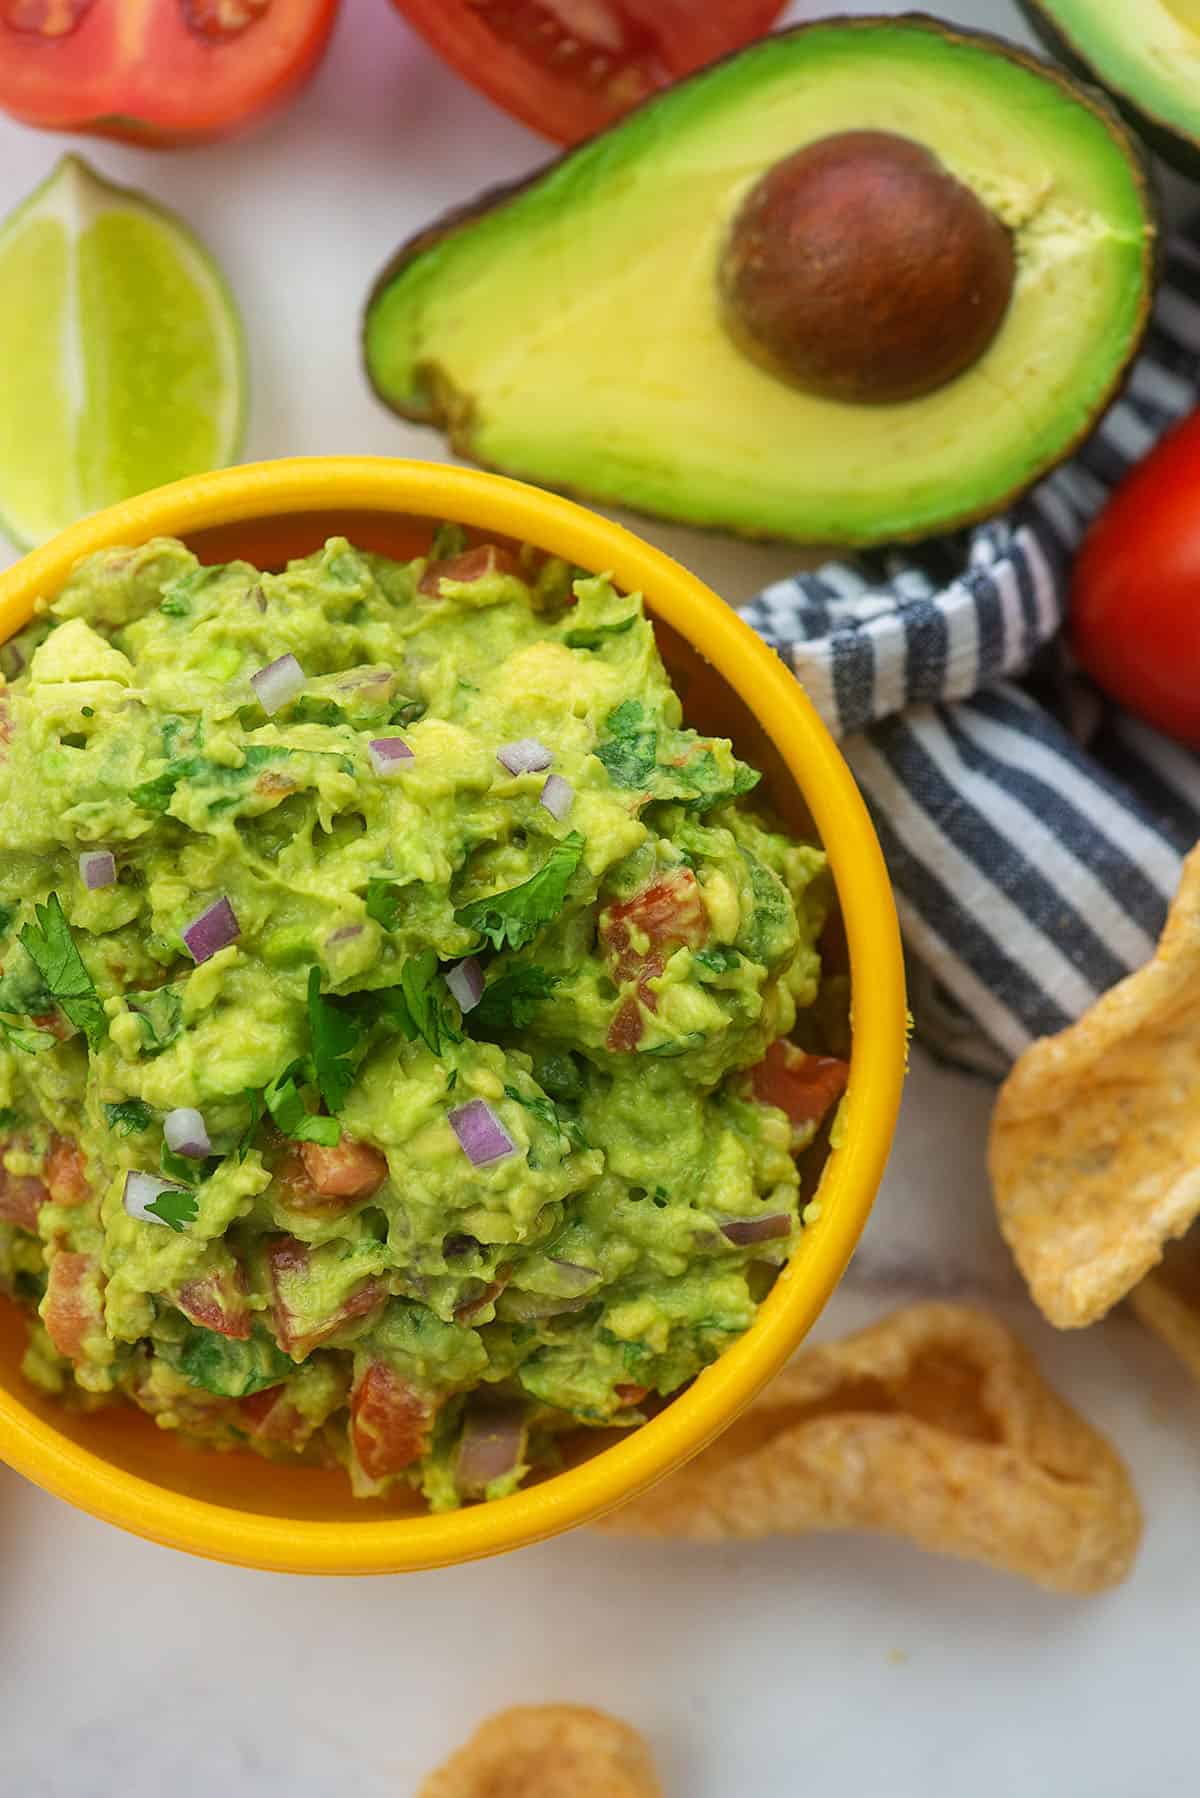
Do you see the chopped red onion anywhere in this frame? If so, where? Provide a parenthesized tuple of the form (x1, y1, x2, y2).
(183, 895, 240, 964)
(548, 1258, 600, 1293)
(123, 1169, 188, 1225)
(539, 774, 574, 820)
(250, 653, 305, 715)
(368, 737, 414, 777)
(445, 957, 484, 1014)
(496, 737, 552, 776)
(164, 1107, 210, 1159)
(456, 1400, 526, 1493)
(448, 1099, 515, 1166)
(79, 849, 116, 890)
(720, 1214, 792, 1246)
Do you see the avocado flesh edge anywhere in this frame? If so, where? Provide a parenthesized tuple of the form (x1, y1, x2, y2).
(365, 18, 1155, 547)
(1020, 0, 1200, 175)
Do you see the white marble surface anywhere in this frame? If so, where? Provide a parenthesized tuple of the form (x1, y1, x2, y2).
(2, 3, 1197, 1793)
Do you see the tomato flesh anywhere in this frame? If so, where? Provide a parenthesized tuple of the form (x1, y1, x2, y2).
(351, 1360, 429, 1482)
(751, 1040, 849, 1137)
(0, 0, 341, 143)
(601, 868, 708, 1050)
(389, 0, 787, 144)
(1072, 408, 1200, 748)
(176, 1262, 253, 1339)
(43, 1250, 103, 1362)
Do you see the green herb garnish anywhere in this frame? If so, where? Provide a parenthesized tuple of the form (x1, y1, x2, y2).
(469, 966, 559, 1036)
(144, 1186, 200, 1233)
(19, 893, 106, 1051)
(104, 1099, 153, 1136)
(307, 966, 358, 1113)
(564, 614, 637, 650)
(454, 833, 585, 954)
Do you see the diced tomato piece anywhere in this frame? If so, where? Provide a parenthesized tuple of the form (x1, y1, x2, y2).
(751, 1040, 850, 1136)
(0, 1165, 47, 1231)
(239, 1383, 307, 1447)
(265, 1235, 386, 1356)
(601, 868, 708, 1051)
(299, 1136, 388, 1201)
(614, 1382, 648, 1406)
(176, 1261, 252, 1340)
(350, 1360, 430, 1482)
(453, 1270, 510, 1325)
(44, 1136, 91, 1207)
(43, 1250, 103, 1362)
(418, 542, 520, 596)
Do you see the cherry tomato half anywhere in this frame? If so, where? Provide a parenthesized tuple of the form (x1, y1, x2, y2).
(1072, 408, 1200, 748)
(0, 0, 341, 145)
(388, 0, 787, 144)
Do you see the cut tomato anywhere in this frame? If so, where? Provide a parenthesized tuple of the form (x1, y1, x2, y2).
(44, 1136, 91, 1208)
(388, 0, 786, 144)
(350, 1360, 429, 1482)
(265, 1234, 386, 1356)
(43, 1250, 103, 1362)
(0, 1167, 47, 1232)
(751, 1039, 849, 1138)
(176, 1259, 253, 1340)
(601, 868, 708, 1050)
(0, 0, 341, 144)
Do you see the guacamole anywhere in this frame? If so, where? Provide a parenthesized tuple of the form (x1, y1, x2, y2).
(0, 530, 846, 1506)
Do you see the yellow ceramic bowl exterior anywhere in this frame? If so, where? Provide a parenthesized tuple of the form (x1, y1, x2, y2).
(0, 458, 905, 1574)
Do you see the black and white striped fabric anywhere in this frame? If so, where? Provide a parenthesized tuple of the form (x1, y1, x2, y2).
(740, 227, 1200, 1075)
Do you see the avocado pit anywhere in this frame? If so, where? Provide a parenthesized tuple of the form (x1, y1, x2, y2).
(720, 130, 1016, 405)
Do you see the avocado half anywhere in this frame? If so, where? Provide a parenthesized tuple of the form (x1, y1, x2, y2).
(1021, 1, 1200, 176)
(364, 15, 1157, 548)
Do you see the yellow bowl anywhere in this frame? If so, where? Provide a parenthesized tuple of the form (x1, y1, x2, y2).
(0, 457, 905, 1573)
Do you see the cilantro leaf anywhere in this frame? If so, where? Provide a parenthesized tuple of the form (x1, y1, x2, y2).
(236, 1086, 266, 1161)
(454, 833, 585, 953)
(564, 614, 637, 650)
(263, 1062, 341, 1147)
(0, 905, 14, 940)
(307, 966, 359, 1113)
(469, 966, 559, 1036)
(365, 878, 405, 931)
(19, 894, 107, 1052)
(104, 1099, 153, 1136)
(355, 952, 461, 1057)
(144, 1187, 199, 1233)
(0, 1106, 19, 1131)
(504, 1083, 589, 1152)
(126, 985, 184, 1059)
(130, 755, 204, 814)
(163, 1323, 293, 1398)
(693, 945, 741, 975)
(0, 1018, 56, 1055)
(594, 700, 657, 789)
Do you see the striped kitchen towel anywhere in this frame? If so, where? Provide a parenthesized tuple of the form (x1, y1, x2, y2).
(740, 227, 1200, 1076)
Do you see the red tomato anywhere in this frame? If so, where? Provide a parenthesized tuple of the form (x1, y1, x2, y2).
(350, 1360, 429, 1482)
(0, 1167, 47, 1232)
(299, 1136, 388, 1201)
(176, 1260, 252, 1340)
(1072, 408, 1200, 748)
(418, 543, 521, 597)
(43, 1250, 103, 1362)
(388, 0, 787, 144)
(239, 1383, 307, 1446)
(265, 1234, 386, 1356)
(751, 1040, 849, 1136)
(601, 868, 708, 1051)
(44, 1136, 91, 1208)
(0, 0, 341, 145)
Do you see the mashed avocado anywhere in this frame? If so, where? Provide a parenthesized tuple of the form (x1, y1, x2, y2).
(0, 531, 844, 1505)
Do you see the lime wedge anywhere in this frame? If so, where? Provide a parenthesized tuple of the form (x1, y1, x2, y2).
(0, 154, 246, 549)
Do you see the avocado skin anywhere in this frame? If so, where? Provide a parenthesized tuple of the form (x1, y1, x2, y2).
(1019, 1, 1200, 180)
(365, 13, 1160, 547)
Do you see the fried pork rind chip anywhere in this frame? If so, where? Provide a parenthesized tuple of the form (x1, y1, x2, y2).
(1128, 1232, 1200, 1384)
(989, 845, 1200, 1330)
(419, 1704, 663, 1798)
(598, 1302, 1140, 1595)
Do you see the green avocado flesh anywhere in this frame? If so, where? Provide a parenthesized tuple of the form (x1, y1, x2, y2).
(0, 534, 841, 1507)
(364, 19, 1155, 547)
(1021, 0, 1200, 171)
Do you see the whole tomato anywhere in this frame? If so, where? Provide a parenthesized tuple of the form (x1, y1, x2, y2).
(1072, 408, 1200, 748)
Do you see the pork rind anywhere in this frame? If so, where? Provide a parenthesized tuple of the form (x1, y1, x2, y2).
(598, 1302, 1140, 1594)
(1128, 1231, 1200, 1383)
(989, 845, 1200, 1329)
(419, 1704, 663, 1798)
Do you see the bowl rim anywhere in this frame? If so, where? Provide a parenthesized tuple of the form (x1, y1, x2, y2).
(0, 456, 905, 1573)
